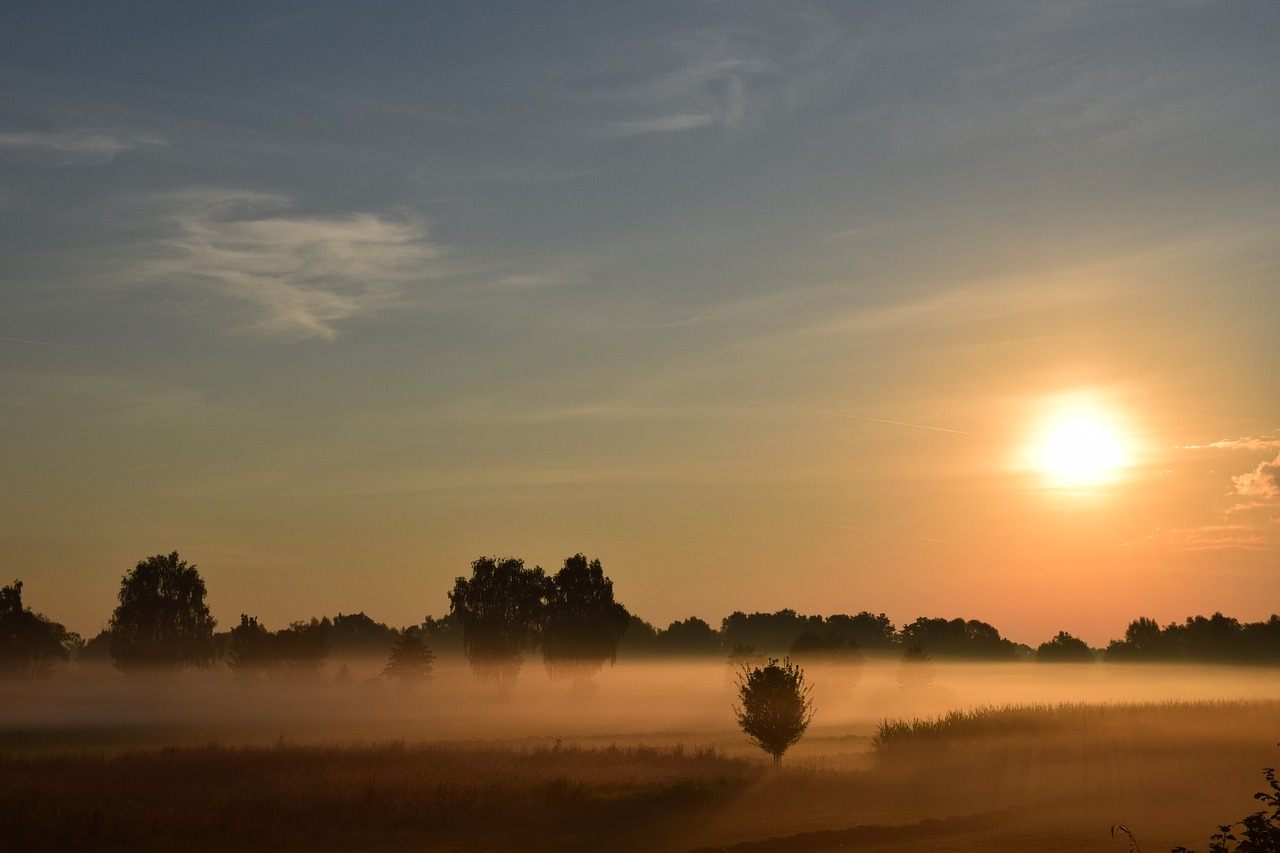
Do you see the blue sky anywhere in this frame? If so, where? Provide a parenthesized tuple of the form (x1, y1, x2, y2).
(3, 1, 1279, 643)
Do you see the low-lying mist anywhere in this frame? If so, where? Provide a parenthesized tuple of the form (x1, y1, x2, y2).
(4, 657, 1277, 757)
(4, 659, 1280, 851)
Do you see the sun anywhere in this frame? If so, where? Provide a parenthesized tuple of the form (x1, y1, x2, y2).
(1039, 418, 1122, 485)
(1017, 394, 1133, 489)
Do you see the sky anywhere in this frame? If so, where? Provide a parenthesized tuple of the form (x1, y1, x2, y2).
(2, 1, 1278, 646)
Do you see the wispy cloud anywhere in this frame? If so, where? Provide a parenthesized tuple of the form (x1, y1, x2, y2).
(1, 371, 220, 427)
(1131, 524, 1271, 552)
(595, 45, 763, 139)
(127, 191, 445, 340)
(603, 112, 717, 138)
(589, 10, 858, 140)
(757, 402, 969, 435)
(0, 130, 165, 166)
(1181, 436, 1280, 452)
(487, 272, 582, 291)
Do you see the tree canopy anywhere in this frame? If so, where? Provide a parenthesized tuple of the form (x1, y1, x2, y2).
(898, 617, 1019, 660)
(1036, 631, 1094, 663)
(383, 627, 436, 688)
(0, 580, 77, 678)
(541, 554, 629, 689)
(722, 609, 896, 656)
(226, 615, 329, 679)
(1106, 613, 1280, 664)
(733, 658, 815, 767)
(108, 552, 216, 670)
(448, 556, 550, 692)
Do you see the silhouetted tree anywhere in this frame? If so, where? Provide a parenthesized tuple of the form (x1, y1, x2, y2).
(1035, 631, 1094, 663)
(419, 612, 464, 656)
(274, 619, 329, 676)
(227, 614, 273, 677)
(541, 554, 629, 692)
(721, 609, 898, 657)
(323, 612, 399, 658)
(1106, 616, 1173, 661)
(721, 609, 820, 655)
(654, 616, 722, 656)
(896, 644, 936, 695)
(1242, 615, 1280, 665)
(733, 658, 815, 767)
(725, 641, 765, 685)
(789, 631, 865, 688)
(108, 552, 216, 670)
(823, 611, 898, 652)
(0, 580, 77, 678)
(898, 617, 1018, 660)
(383, 627, 436, 689)
(1174, 612, 1244, 662)
(1105, 613, 1280, 664)
(616, 614, 660, 657)
(448, 556, 549, 693)
(225, 615, 328, 679)
(79, 630, 113, 664)
(790, 631, 863, 663)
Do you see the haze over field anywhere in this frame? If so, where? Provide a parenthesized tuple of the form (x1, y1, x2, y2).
(2, 2, 1278, 645)
(4, 659, 1280, 851)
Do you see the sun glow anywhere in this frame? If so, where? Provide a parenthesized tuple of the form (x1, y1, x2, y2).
(1020, 395, 1133, 489)
(1039, 418, 1122, 485)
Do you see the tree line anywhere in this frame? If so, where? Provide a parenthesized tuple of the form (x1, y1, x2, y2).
(3, 550, 1280, 682)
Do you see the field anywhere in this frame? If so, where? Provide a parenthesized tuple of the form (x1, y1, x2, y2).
(2, 659, 1278, 851)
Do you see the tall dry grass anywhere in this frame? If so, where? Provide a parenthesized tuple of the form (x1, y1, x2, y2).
(0, 741, 757, 851)
(871, 698, 1280, 760)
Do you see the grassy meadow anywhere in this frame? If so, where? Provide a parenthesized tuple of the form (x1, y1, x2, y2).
(2, 659, 1278, 851)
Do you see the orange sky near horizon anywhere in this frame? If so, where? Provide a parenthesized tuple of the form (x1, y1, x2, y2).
(2, 3, 1278, 648)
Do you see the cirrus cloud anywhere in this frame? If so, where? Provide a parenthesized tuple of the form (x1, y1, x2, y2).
(0, 130, 165, 166)
(127, 191, 445, 341)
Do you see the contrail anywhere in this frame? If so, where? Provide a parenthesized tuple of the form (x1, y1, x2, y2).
(1, 335, 137, 356)
(0, 335, 89, 350)
(612, 538, 772, 560)
(664, 545, 773, 560)
(759, 403, 969, 435)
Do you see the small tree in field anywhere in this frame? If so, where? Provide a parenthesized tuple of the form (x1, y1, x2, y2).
(383, 628, 436, 689)
(733, 657, 815, 767)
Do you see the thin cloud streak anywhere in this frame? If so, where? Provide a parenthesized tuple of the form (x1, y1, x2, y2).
(0, 129, 164, 165)
(0, 336, 89, 350)
(584, 10, 859, 142)
(760, 402, 969, 435)
(1133, 525, 1272, 553)
(1181, 436, 1280, 452)
(0, 336, 138, 357)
